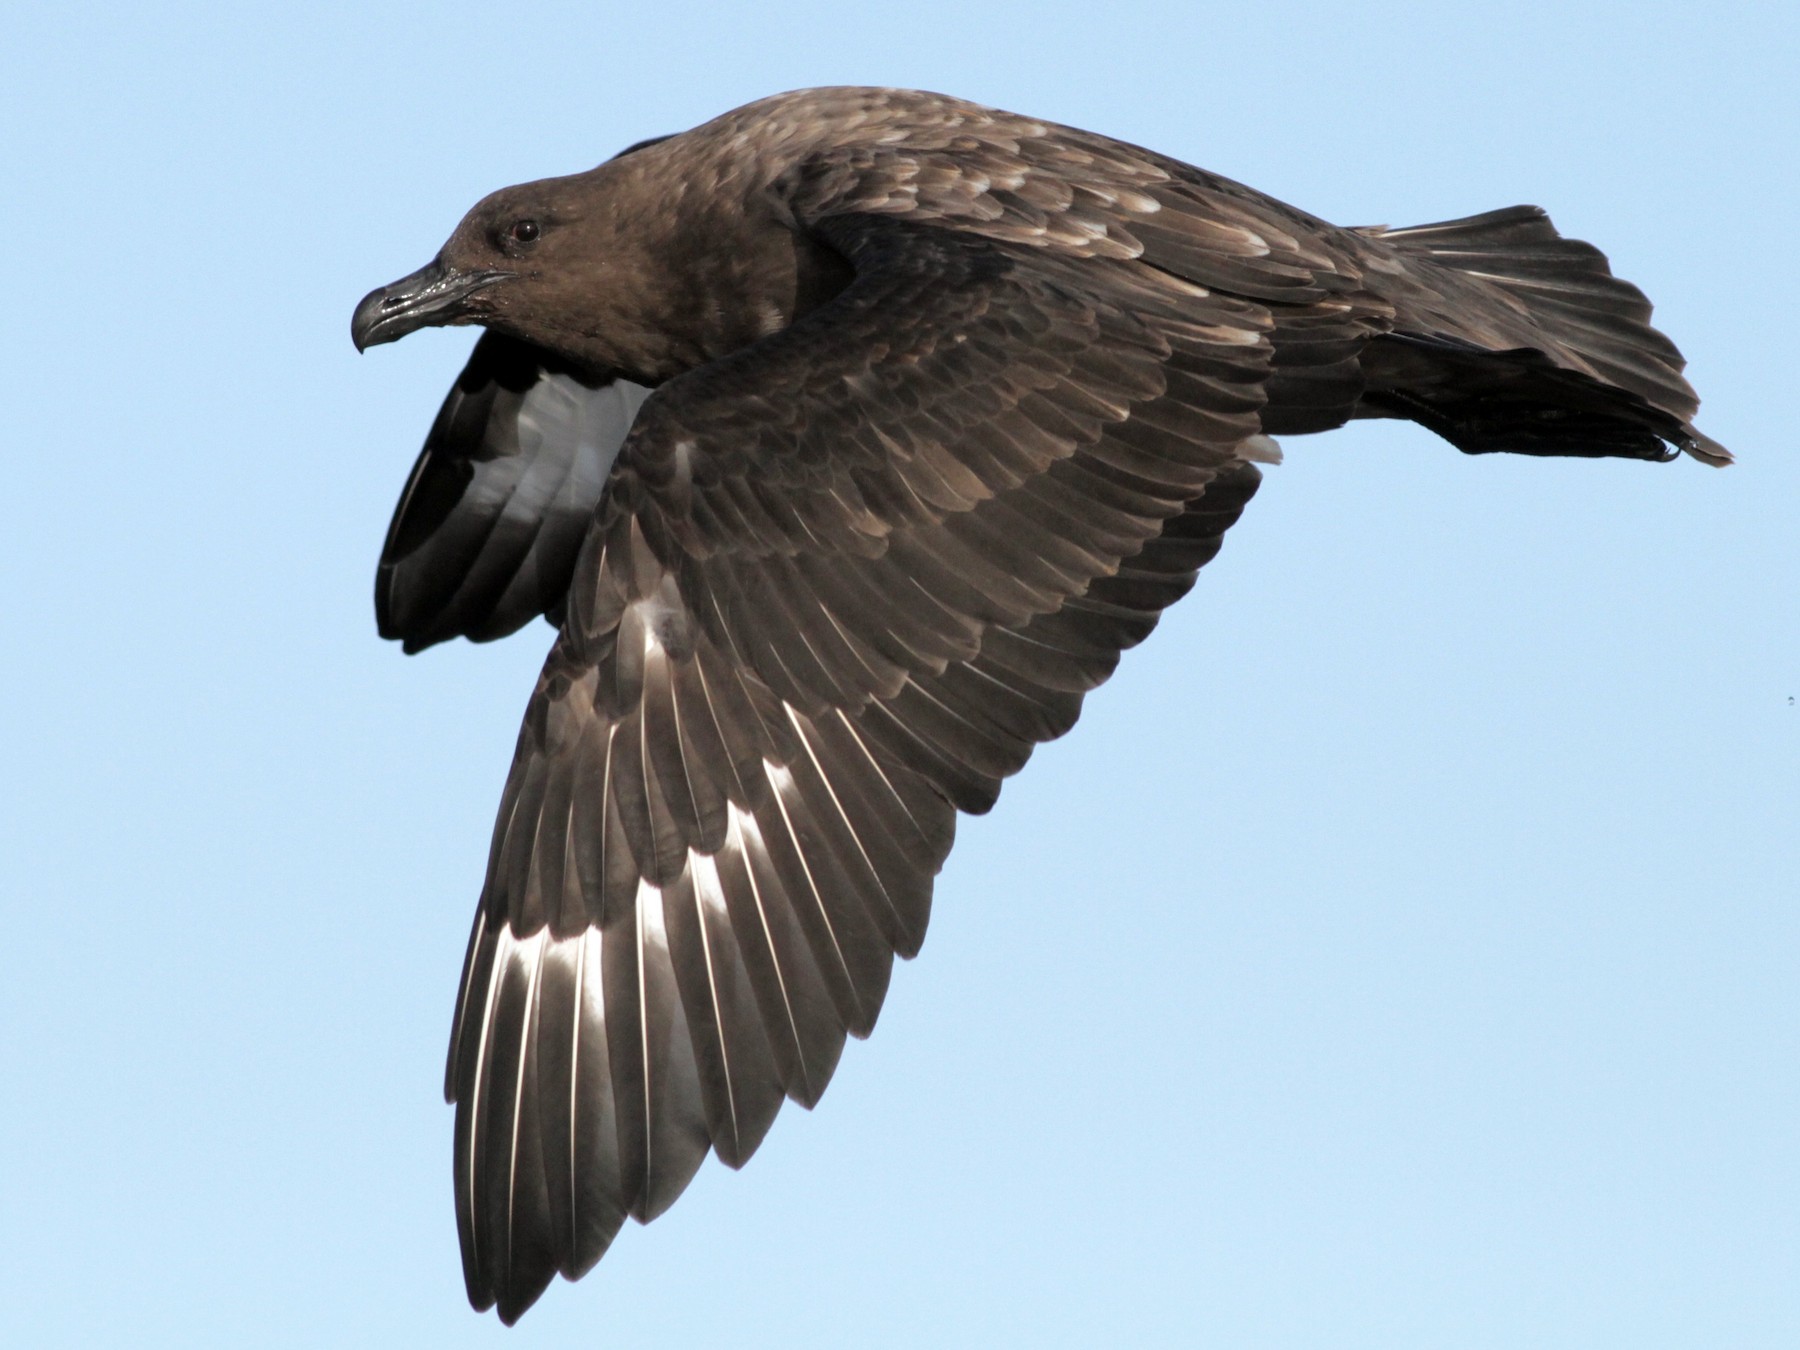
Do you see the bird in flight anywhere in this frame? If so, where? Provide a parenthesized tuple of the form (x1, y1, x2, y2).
(352, 86, 1726, 1323)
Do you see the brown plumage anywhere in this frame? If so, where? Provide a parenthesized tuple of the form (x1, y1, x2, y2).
(350, 86, 1727, 1323)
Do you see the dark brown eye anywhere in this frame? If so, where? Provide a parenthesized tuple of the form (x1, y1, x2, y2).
(510, 219, 540, 244)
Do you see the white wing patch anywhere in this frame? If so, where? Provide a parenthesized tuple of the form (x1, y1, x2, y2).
(381, 366, 654, 648)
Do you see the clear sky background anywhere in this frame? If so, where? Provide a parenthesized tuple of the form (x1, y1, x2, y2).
(3, 2, 1794, 1346)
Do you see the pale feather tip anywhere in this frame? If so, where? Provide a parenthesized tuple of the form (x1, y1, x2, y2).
(1682, 426, 1733, 467)
(1238, 434, 1283, 465)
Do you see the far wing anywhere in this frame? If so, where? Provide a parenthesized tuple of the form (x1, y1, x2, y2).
(376, 333, 650, 652)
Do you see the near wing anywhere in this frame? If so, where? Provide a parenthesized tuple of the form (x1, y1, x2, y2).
(449, 209, 1291, 1321)
(377, 332, 651, 652)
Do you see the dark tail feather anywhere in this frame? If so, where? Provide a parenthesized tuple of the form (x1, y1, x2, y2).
(1354, 206, 1730, 466)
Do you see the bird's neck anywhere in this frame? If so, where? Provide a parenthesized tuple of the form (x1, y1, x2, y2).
(512, 152, 854, 385)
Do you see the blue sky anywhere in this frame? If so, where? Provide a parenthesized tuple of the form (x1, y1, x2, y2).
(3, 2, 1794, 1346)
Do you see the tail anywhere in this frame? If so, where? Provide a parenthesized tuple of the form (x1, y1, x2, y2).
(1353, 206, 1730, 466)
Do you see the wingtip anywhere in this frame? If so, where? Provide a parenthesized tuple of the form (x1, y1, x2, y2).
(489, 1269, 557, 1326)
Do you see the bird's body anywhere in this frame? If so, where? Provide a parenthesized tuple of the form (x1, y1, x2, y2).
(352, 86, 1725, 1323)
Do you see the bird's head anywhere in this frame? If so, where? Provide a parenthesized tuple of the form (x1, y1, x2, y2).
(351, 174, 606, 358)
(353, 133, 846, 383)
